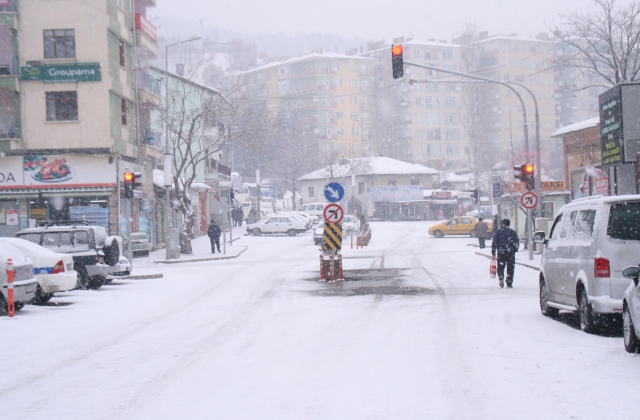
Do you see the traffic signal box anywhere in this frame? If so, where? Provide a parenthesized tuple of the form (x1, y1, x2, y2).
(471, 188, 479, 202)
(124, 171, 143, 198)
(514, 163, 535, 191)
(391, 44, 404, 79)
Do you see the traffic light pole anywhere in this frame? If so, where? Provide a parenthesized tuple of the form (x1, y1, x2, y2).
(126, 197, 133, 265)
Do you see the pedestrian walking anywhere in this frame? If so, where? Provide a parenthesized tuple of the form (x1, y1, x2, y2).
(231, 208, 238, 227)
(236, 207, 244, 227)
(476, 217, 488, 249)
(247, 209, 256, 225)
(491, 218, 519, 288)
(207, 219, 222, 253)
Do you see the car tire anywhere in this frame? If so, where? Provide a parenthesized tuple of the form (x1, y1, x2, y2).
(434, 230, 444, 238)
(88, 276, 105, 290)
(539, 277, 558, 318)
(287, 229, 297, 237)
(469, 230, 477, 238)
(104, 237, 121, 266)
(253, 228, 262, 236)
(33, 285, 53, 304)
(578, 289, 596, 333)
(623, 305, 640, 353)
(75, 266, 90, 290)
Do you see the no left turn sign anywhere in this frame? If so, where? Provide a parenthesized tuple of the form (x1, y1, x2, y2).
(520, 191, 539, 209)
(323, 203, 344, 224)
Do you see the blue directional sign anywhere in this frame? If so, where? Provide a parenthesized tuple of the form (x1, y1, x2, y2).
(493, 182, 503, 198)
(324, 182, 345, 203)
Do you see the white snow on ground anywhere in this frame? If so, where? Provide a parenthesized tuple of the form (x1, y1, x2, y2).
(1, 222, 638, 419)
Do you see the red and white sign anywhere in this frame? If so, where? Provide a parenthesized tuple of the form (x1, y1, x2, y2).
(135, 14, 158, 43)
(520, 191, 539, 209)
(323, 203, 344, 224)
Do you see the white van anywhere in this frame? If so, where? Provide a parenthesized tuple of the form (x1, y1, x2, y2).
(534, 195, 640, 333)
(297, 203, 327, 218)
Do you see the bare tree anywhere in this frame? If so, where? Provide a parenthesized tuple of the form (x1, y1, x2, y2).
(551, 0, 640, 87)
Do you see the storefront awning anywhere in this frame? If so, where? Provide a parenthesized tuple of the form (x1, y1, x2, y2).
(0, 186, 115, 197)
(425, 199, 457, 205)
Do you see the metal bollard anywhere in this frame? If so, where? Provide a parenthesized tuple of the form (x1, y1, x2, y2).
(338, 254, 344, 281)
(319, 254, 325, 281)
(329, 254, 334, 283)
(6, 258, 15, 318)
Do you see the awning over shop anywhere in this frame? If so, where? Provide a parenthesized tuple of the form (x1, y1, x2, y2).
(0, 185, 115, 197)
(425, 199, 457, 205)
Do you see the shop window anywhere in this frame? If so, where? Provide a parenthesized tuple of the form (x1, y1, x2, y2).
(46, 91, 78, 121)
(44, 29, 75, 59)
(358, 182, 365, 194)
(308, 187, 314, 198)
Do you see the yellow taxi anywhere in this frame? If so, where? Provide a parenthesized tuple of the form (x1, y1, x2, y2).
(428, 216, 493, 238)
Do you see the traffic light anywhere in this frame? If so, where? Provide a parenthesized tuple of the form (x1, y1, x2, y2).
(391, 44, 404, 79)
(133, 171, 143, 188)
(514, 163, 535, 191)
(124, 171, 134, 199)
(471, 188, 479, 202)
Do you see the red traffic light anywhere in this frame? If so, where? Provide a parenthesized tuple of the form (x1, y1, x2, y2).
(391, 44, 403, 56)
(124, 172, 134, 182)
(524, 164, 534, 174)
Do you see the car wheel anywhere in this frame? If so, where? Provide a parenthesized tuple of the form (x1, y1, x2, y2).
(539, 277, 558, 318)
(252, 228, 262, 236)
(15, 302, 25, 311)
(287, 229, 297, 237)
(88, 276, 105, 290)
(623, 305, 640, 353)
(33, 285, 53, 304)
(75, 266, 91, 290)
(434, 230, 444, 238)
(578, 289, 595, 333)
(469, 229, 477, 238)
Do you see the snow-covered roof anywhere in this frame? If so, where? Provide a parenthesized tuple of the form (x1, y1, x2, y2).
(473, 34, 555, 45)
(239, 51, 374, 75)
(299, 156, 438, 181)
(444, 172, 474, 183)
(551, 116, 600, 137)
(153, 169, 211, 191)
(405, 39, 461, 48)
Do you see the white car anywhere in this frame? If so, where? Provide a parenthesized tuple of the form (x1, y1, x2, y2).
(246, 216, 308, 236)
(277, 212, 313, 229)
(0, 243, 38, 315)
(313, 222, 325, 245)
(342, 215, 360, 236)
(622, 264, 640, 353)
(0, 238, 77, 303)
(297, 203, 327, 219)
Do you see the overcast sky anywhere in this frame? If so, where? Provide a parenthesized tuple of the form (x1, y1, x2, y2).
(155, 0, 618, 41)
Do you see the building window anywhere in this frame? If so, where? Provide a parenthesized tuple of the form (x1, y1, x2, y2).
(337, 111, 344, 119)
(352, 128, 359, 136)
(350, 95, 357, 103)
(44, 29, 75, 59)
(388, 180, 397, 186)
(336, 96, 343, 103)
(410, 179, 420, 185)
(514, 60, 524, 68)
(349, 63, 356, 71)
(415, 98, 422, 106)
(334, 78, 342, 86)
(427, 112, 440, 124)
(445, 129, 460, 140)
(442, 49, 455, 60)
(119, 39, 126, 67)
(350, 79, 357, 87)
(46, 91, 78, 121)
(351, 112, 358, 120)
(445, 97, 458, 108)
(337, 128, 344, 135)
(358, 182, 365, 194)
(325, 128, 331, 136)
(427, 128, 441, 140)
(308, 187, 314, 197)
(426, 96, 439, 108)
(515, 105, 523, 113)
(121, 98, 128, 126)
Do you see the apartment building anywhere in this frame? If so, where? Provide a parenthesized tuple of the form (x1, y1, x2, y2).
(0, 0, 160, 238)
(237, 51, 375, 158)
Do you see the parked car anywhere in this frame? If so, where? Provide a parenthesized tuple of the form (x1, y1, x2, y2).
(0, 243, 38, 315)
(247, 216, 308, 236)
(0, 237, 76, 304)
(16, 221, 129, 290)
(534, 195, 640, 333)
(124, 232, 150, 257)
(428, 216, 494, 238)
(343, 215, 360, 236)
(297, 203, 327, 219)
(313, 222, 325, 245)
(277, 212, 313, 229)
(621, 263, 640, 353)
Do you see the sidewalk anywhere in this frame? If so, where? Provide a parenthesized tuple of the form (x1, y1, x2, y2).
(148, 227, 248, 265)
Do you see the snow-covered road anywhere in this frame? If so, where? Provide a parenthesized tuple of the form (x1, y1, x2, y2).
(1, 222, 638, 419)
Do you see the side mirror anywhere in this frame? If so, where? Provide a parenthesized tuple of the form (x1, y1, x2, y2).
(622, 266, 640, 286)
(533, 231, 547, 244)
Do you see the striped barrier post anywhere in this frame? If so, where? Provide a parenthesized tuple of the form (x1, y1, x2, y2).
(338, 254, 344, 281)
(6, 258, 15, 318)
(319, 254, 325, 282)
(329, 254, 334, 283)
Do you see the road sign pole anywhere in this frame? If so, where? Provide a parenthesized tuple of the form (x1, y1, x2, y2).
(527, 209, 533, 261)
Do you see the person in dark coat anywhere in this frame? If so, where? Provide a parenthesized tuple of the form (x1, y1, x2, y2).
(491, 218, 519, 288)
(207, 219, 222, 253)
(476, 217, 488, 249)
(231, 208, 239, 226)
(236, 207, 244, 227)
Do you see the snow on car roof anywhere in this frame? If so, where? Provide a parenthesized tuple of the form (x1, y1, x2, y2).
(299, 156, 438, 180)
(0, 237, 61, 257)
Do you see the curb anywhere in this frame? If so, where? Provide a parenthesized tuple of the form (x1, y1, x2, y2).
(110, 273, 164, 280)
(474, 251, 540, 271)
(153, 246, 248, 264)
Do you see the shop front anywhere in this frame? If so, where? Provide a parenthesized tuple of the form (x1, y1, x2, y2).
(0, 154, 117, 236)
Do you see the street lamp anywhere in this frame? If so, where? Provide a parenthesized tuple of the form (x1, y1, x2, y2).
(164, 36, 201, 260)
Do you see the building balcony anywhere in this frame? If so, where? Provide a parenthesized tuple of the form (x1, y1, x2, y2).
(135, 71, 161, 106)
(136, 33, 158, 58)
(142, 126, 162, 150)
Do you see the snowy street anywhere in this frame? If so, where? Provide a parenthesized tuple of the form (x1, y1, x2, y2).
(2, 221, 638, 419)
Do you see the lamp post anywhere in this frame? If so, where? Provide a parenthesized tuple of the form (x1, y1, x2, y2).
(164, 36, 201, 260)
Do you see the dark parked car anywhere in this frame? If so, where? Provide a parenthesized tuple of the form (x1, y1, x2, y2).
(16, 221, 130, 290)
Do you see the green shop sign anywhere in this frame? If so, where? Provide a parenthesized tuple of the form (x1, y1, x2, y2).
(21, 62, 101, 83)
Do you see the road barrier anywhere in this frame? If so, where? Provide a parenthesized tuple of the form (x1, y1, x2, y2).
(329, 255, 335, 283)
(319, 254, 325, 282)
(6, 258, 14, 318)
(338, 254, 344, 281)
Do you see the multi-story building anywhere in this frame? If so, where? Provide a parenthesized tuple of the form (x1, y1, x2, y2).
(237, 51, 375, 158)
(0, 0, 160, 239)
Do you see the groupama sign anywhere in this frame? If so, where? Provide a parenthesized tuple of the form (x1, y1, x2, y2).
(21, 61, 101, 83)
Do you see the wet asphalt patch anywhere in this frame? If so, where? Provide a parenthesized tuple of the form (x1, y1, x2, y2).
(303, 268, 436, 297)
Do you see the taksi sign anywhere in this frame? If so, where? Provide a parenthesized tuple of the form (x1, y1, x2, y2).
(21, 62, 102, 83)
